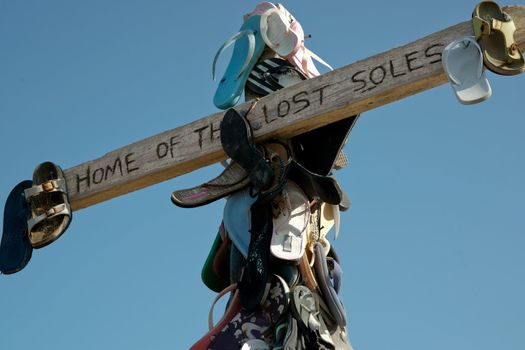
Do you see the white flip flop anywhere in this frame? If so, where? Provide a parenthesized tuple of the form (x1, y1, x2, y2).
(270, 181, 310, 262)
(442, 36, 492, 105)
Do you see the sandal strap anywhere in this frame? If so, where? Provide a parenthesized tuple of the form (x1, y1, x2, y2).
(304, 47, 333, 72)
(27, 203, 71, 233)
(212, 29, 256, 81)
(208, 283, 238, 330)
(24, 179, 67, 199)
(473, 15, 521, 61)
(472, 15, 491, 37)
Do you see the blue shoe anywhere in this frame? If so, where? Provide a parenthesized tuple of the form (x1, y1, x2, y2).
(213, 14, 266, 109)
(0, 180, 33, 274)
(223, 187, 257, 258)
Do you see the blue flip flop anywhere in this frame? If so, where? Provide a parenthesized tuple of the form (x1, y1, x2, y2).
(223, 187, 257, 258)
(0, 180, 33, 274)
(213, 14, 266, 109)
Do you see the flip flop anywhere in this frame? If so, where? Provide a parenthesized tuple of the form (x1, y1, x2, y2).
(246, 57, 306, 97)
(238, 199, 274, 311)
(282, 313, 301, 350)
(291, 115, 359, 176)
(223, 187, 257, 258)
(314, 243, 347, 328)
(298, 253, 318, 292)
(220, 108, 274, 194)
(213, 14, 267, 109)
(263, 3, 333, 78)
(327, 257, 342, 295)
(25, 162, 72, 248)
(189, 284, 242, 350)
(472, 1, 525, 75)
(272, 318, 288, 350)
(171, 161, 249, 208)
(288, 161, 343, 205)
(210, 274, 290, 349)
(0, 180, 33, 274)
(290, 285, 335, 349)
(270, 181, 310, 263)
(260, 5, 302, 58)
(201, 225, 231, 292)
(442, 36, 492, 104)
(229, 243, 246, 284)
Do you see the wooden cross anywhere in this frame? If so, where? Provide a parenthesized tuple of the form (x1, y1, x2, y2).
(63, 6, 525, 211)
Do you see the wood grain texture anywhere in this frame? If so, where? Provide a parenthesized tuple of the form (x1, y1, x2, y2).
(65, 6, 525, 211)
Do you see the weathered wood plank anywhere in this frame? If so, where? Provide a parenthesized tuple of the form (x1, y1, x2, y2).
(66, 6, 525, 211)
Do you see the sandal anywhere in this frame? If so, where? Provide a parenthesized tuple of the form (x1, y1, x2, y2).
(442, 36, 492, 104)
(201, 224, 231, 292)
(288, 161, 343, 205)
(472, 1, 525, 75)
(0, 180, 33, 274)
(238, 199, 274, 311)
(171, 161, 249, 208)
(270, 181, 310, 263)
(210, 274, 290, 349)
(262, 3, 333, 78)
(313, 243, 347, 328)
(213, 13, 267, 109)
(220, 108, 274, 194)
(260, 5, 302, 58)
(189, 284, 241, 350)
(246, 57, 306, 97)
(24, 162, 72, 248)
(290, 285, 335, 349)
(223, 187, 258, 258)
(291, 115, 359, 176)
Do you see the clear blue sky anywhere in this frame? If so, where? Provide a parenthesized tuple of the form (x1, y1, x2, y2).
(1, 1, 524, 349)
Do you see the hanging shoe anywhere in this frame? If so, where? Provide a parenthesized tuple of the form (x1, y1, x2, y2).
(213, 13, 267, 109)
(472, 1, 525, 75)
(171, 161, 249, 208)
(442, 36, 492, 104)
(220, 108, 274, 195)
(25, 162, 72, 248)
(0, 180, 33, 274)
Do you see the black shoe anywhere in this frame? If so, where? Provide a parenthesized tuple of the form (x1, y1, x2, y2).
(220, 108, 274, 194)
(291, 115, 359, 176)
(238, 200, 273, 311)
(288, 161, 343, 205)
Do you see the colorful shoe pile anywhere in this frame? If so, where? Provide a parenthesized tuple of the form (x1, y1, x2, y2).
(174, 2, 358, 348)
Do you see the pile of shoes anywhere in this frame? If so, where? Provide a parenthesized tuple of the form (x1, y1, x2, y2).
(172, 2, 357, 349)
(442, 1, 524, 105)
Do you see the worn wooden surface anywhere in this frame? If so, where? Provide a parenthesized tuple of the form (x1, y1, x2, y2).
(65, 6, 525, 211)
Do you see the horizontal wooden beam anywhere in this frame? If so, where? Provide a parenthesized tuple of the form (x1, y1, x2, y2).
(65, 5, 525, 211)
